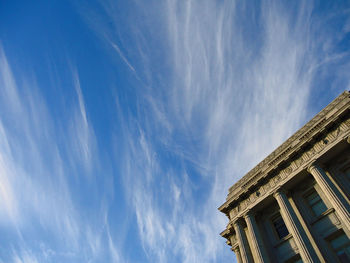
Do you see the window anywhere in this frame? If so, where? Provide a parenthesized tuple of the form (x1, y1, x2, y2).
(272, 214, 289, 239)
(328, 231, 350, 263)
(285, 254, 303, 263)
(345, 167, 350, 181)
(292, 258, 303, 263)
(304, 189, 327, 217)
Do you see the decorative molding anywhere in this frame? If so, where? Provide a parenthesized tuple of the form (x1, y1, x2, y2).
(227, 91, 350, 198)
(220, 92, 350, 218)
(307, 161, 318, 173)
(243, 209, 254, 219)
(273, 187, 285, 198)
(222, 116, 350, 221)
(233, 245, 240, 252)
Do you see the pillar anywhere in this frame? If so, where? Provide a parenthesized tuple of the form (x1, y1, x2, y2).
(233, 246, 243, 263)
(244, 211, 271, 263)
(233, 220, 252, 263)
(308, 163, 350, 232)
(274, 189, 320, 263)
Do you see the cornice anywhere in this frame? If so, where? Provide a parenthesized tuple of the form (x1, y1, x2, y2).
(219, 91, 350, 214)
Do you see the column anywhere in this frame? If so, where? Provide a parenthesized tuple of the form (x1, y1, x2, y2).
(233, 220, 252, 263)
(274, 189, 320, 263)
(233, 246, 243, 263)
(308, 163, 350, 232)
(244, 211, 271, 263)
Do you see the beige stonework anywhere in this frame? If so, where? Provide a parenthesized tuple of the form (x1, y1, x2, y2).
(219, 91, 350, 262)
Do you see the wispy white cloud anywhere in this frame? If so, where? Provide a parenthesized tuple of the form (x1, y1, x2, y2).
(12, 249, 39, 263)
(0, 43, 80, 245)
(67, 67, 96, 174)
(0, 45, 124, 262)
(107, 227, 121, 263)
(2, 0, 349, 261)
(79, 0, 350, 262)
(109, 41, 136, 73)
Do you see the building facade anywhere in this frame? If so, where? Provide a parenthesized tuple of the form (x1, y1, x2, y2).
(219, 91, 350, 263)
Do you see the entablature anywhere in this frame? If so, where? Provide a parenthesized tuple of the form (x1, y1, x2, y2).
(219, 91, 350, 220)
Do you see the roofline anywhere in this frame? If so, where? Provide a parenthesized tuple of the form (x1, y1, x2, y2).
(219, 90, 350, 214)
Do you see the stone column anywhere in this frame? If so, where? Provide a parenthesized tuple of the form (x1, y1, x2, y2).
(233, 220, 252, 263)
(233, 246, 243, 263)
(308, 163, 350, 232)
(274, 189, 320, 263)
(244, 211, 271, 263)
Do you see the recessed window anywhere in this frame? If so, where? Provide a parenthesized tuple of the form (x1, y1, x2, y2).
(328, 231, 350, 263)
(345, 167, 350, 182)
(304, 189, 327, 217)
(285, 254, 303, 263)
(272, 215, 289, 239)
(292, 258, 303, 263)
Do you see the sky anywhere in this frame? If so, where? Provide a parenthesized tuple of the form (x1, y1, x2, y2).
(0, 0, 350, 262)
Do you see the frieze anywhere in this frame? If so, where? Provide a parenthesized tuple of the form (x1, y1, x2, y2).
(283, 166, 293, 176)
(268, 146, 292, 167)
(345, 119, 350, 128)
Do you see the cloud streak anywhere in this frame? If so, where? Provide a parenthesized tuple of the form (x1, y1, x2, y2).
(2, 0, 350, 262)
(0, 45, 124, 262)
(84, 1, 350, 262)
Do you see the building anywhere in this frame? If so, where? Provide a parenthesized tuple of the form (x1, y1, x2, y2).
(219, 91, 350, 263)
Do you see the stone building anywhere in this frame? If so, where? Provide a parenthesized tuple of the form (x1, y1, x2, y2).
(219, 91, 350, 263)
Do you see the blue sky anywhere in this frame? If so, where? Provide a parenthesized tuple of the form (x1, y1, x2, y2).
(0, 0, 350, 262)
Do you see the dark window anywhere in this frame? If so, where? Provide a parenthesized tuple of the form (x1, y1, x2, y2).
(273, 215, 289, 239)
(285, 255, 303, 263)
(329, 231, 350, 263)
(304, 189, 327, 217)
(293, 258, 303, 263)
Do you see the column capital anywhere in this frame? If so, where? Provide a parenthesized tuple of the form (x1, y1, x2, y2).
(232, 219, 240, 232)
(243, 209, 255, 219)
(273, 187, 287, 198)
(307, 161, 319, 173)
(233, 217, 244, 226)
